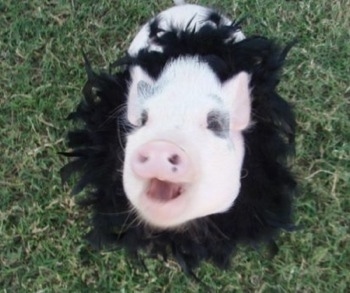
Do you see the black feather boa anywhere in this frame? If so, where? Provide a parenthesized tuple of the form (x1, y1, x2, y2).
(61, 17, 297, 272)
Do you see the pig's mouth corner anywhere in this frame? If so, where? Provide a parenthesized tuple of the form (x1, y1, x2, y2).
(146, 178, 184, 202)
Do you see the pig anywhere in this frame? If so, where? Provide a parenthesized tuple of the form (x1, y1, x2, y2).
(61, 0, 296, 273)
(123, 2, 250, 228)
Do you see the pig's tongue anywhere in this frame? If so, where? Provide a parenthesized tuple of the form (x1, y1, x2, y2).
(147, 179, 181, 201)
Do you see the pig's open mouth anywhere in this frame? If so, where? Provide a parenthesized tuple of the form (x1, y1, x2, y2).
(146, 178, 184, 202)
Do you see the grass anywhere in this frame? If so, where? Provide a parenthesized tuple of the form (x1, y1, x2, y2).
(1, 0, 349, 292)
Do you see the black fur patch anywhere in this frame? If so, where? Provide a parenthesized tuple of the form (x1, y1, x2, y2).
(61, 15, 297, 273)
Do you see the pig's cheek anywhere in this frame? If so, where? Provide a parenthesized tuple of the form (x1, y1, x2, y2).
(122, 139, 147, 206)
(195, 156, 240, 215)
(193, 135, 245, 216)
(123, 161, 145, 206)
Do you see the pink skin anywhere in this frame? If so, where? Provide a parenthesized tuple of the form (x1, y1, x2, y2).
(131, 141, 193, 202)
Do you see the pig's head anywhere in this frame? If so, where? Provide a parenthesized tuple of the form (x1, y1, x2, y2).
(123, 57, 251, 228)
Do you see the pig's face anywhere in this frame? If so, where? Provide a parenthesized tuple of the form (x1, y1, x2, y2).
(123, 57, 251, 228)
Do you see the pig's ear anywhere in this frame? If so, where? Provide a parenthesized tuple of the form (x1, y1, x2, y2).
(222, 72, 251, 131)
(127, 66, 155, 125)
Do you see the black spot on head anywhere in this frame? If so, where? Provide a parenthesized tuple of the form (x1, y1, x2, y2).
(149, 18, 160, 38)
(206, 12, 224, 26)
(140, 110, 148, 126)
(137, 80, 154, 97)
(207, 110, 229, 138)
(149, 17, 165, 40)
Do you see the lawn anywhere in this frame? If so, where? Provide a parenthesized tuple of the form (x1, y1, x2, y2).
(1, 0, 349, 292)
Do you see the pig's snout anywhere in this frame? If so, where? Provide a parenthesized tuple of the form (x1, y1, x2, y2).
(131, 141, 192, 182)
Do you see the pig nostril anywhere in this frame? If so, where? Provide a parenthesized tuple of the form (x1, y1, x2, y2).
(138, 155, 149, 163)
(168, 154, 180, 165)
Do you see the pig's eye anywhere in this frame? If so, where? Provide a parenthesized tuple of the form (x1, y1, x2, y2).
(139, 110, 148, 126)
(207, 111, 228, 138)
